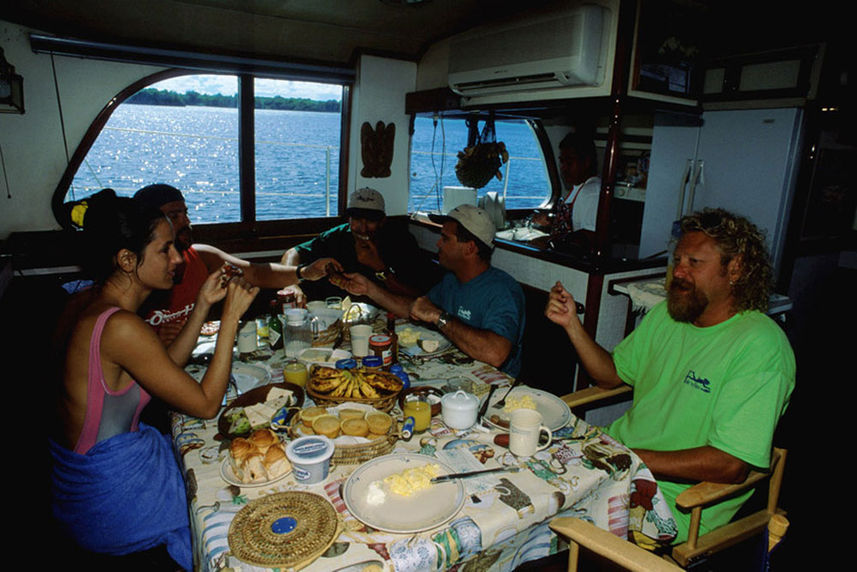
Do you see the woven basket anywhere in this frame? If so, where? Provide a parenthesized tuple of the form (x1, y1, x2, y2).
(228, 491, 342, 569)
(306, 365, 402, 413)
(288, 408, 400, 465)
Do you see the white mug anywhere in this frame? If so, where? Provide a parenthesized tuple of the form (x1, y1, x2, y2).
(509, 409, 552, 457)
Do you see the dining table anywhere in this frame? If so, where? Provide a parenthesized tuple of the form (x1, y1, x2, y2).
(171, 313, 677, 572)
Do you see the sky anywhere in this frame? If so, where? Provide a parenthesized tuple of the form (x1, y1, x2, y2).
(152, 75, 343, 101)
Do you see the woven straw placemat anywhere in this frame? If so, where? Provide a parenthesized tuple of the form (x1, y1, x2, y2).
(228, 491, 341, 569)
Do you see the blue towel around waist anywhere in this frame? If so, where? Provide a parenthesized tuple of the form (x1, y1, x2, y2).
(50, 423, 192, 570)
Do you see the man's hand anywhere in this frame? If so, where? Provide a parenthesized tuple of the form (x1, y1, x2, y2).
(301, 257, 341, 282)
(409, 296, 443, 324)
(337, 272, 372, 297)
(545, 281, 580, 330)
(354, 236, 385, 271)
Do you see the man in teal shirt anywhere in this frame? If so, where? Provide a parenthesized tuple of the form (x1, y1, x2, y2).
(341, 204, 525, 377)
(546, 208, 795, 542)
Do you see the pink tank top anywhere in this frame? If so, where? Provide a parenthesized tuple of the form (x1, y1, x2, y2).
(74, 307, 152, 455)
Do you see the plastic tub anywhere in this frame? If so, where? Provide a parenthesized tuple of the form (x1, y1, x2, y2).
(285, 435, 335, 484)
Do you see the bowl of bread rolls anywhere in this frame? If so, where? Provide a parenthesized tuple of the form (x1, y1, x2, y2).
(222, 428, 291, 486)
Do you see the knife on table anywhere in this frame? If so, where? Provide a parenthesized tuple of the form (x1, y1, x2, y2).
(478, 385, 498, 421)
(430, 466, 520, 484)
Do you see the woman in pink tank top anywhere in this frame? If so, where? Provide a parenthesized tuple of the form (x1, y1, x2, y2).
(50, 189, 258, 569)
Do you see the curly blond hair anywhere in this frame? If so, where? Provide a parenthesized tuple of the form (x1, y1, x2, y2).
(679, 208, 772, 313)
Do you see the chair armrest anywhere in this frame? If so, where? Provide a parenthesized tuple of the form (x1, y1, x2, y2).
(550, 517, 681, 572)
(675, 471, 770, 509)
(675, 448, 786, 510)
(560, 384, 632, 408)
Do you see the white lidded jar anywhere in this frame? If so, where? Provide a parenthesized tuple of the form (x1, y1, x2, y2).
(441, 390, 479, 430)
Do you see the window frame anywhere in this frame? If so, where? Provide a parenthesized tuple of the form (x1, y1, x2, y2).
(30, 17, 359, 235)
(52, 69, 352, 235)
(405, 111, 562, 216)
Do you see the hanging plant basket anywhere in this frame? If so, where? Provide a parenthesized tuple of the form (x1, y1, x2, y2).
(455, 115, 509, 189)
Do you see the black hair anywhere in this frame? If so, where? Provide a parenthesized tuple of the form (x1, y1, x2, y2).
(71, 189, 168, 283)
(453, 221, 493, 262)
(559, 130, 597, 178)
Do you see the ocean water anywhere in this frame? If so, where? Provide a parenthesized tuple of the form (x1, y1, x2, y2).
(69, 105, 550, 223)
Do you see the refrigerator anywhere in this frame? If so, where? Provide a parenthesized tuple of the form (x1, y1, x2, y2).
(638, 108, 805, 276)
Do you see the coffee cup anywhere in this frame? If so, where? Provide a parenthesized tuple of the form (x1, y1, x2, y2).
(508, 409, 552, 457)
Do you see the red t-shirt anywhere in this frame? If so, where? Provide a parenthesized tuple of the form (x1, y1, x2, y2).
(143, 247, 208, 332)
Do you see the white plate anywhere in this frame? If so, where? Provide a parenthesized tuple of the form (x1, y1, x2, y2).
(297, 347, 352, 368)
(396, 323, 452, 357)
(342, 453, 465, 534)
(481, 386, 572, 431)
(219, 458, 290, 487)
(231, 363, 271, 394)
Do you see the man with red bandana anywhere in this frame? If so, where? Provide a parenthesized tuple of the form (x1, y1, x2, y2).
(546, 208, 795, 543)
(134, 184, 331, 344)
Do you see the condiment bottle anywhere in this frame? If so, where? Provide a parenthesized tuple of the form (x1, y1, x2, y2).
(268, 299, 283, 351)
(385, 312, 399, 364)
(369, 333, 394, 367)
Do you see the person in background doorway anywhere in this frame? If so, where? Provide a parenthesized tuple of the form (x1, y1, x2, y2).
(533, 130, 601, 241)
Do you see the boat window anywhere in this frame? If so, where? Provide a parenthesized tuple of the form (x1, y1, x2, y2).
(63, 74, 344, 224)
(409, 116, 550, 213)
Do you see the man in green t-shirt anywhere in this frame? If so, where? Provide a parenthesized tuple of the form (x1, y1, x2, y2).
(546, 208, 795, 543)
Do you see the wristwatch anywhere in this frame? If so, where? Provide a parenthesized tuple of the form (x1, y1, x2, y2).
(375, 266, 395, 282)
(436, 311, 452, 329)
(296, 264, 307, 280)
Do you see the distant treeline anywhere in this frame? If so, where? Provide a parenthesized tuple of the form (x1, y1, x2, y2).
(126, 88, 341, 112)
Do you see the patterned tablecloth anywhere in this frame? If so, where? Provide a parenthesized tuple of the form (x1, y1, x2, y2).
(172, 326, 676, 571)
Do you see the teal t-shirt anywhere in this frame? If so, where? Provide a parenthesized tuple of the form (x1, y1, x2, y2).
(607, 302, 795, 542)
(428, 267, 525, 377)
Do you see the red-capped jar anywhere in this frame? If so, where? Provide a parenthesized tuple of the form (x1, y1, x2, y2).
(369, 333, 394, 366)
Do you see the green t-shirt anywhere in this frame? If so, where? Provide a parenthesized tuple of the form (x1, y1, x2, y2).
(607, 302, 795, 542)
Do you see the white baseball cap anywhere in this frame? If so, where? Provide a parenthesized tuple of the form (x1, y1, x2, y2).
(346, 187, 385, 217)
(429, 204, 495, 250)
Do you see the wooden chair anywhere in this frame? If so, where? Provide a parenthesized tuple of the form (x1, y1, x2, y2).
(551, 385, 790, 570)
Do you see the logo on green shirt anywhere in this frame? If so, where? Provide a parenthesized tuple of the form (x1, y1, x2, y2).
(682, 370, 711, 393)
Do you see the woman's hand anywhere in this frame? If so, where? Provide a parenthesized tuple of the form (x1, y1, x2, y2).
(221, 276, 259, 323)
(196, 265, 231, 310)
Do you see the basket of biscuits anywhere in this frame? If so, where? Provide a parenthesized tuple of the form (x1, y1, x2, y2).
(289, 404, 398, 464)
(306, 364, 403, 412)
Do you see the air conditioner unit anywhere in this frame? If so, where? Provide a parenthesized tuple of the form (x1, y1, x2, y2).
(448, 4, 608, 97)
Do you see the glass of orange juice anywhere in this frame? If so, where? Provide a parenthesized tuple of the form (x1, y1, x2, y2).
(283, 359, 308, 387)
(402, 395, 431, 433)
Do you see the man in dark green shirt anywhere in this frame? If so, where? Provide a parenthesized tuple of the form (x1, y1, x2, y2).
(280, 187, 442, 304)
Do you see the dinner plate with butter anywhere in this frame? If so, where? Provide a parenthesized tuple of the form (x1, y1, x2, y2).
(342, 453, 465, 534)
(480, 386, 572, 431)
